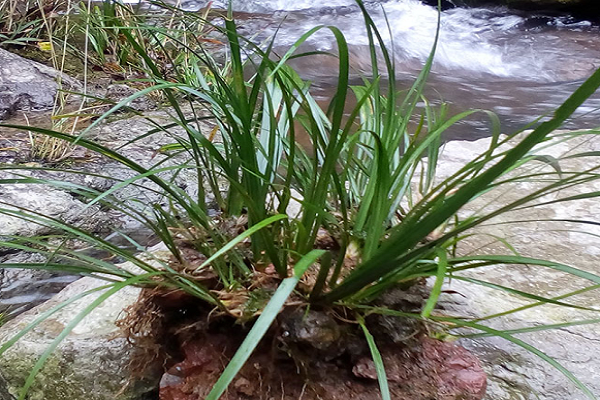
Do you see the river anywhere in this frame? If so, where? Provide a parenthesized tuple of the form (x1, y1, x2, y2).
(149, 0, 600, 138)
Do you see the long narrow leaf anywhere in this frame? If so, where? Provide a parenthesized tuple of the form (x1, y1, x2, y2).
(358, 317, 391, 400)
(421, 249, 447, 318)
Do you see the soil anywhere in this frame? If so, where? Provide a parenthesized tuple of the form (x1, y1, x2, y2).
(120, 290, 487, 400)
(158, 332, 486, 400)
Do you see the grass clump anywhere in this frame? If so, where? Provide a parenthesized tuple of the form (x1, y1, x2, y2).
(1, 1, 600, 399)
(0, 0, 51, 47)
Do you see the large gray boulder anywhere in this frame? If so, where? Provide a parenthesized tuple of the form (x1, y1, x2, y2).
(0, 269, 155, 400)
(0, 48, 80, 120)
(435, 132, 600, 400)
(0, 111, 213, 326)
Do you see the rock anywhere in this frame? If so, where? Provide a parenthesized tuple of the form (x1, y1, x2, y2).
(280, 310, 341, 350)
(353, 337, 487, 399)
(159, 337, 229, 400)
(0, 373, 13, 400)
(0, 183, 111, 238)
(440, 278, 600, 400)
(104, 84, 157, 112)
(0, 48, 80, 120)
(0, 267, 156, 400)
(421, 0, 457, 10)
(433, 132, 600, 399)
(0, 108, 217, 230)
(455, 0, 597, 10)
(450, 0, 600, 22)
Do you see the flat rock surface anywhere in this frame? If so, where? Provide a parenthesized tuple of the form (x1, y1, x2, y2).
(435, 132, 600, 400)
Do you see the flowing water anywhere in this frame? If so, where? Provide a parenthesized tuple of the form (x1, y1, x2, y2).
(156, 0, 600, 138)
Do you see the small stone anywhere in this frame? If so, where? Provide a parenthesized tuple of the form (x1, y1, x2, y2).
(234, 377, 255, 396)
(281, 310, 341, 350)
(105, 84, 157, 112)
(352, 357, 378, 380)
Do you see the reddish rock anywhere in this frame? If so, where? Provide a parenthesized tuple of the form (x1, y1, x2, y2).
(159, 337, 228, 400)
(159, 334, 486, 400)
(422, 338, 487, 400)
(351, 337, 486, 400)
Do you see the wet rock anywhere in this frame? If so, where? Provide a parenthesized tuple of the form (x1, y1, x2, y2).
(0, 111, 214, 320)
(280, 310, 341, 350)
(420, 0, 457, 10)
(456, 0, 598, 12)
(104, 84, 157, 112)
(0, 48, 80, 120)
(0, 269, 155, 400)
(0, 183, 111, 237)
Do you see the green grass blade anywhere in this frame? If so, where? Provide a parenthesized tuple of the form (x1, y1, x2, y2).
(453, 276, 599, 312)
(358, 317, 391, 400)
(448, 319, 597, 400)
(0, 123, 210, 229)
(463, 318, 600, 339)
(421, 249, 447, 318)
(196, 214, 288, 272)
(325, 67, 600, 303)
(360, 306, 596, 399)
(474, 284, 600, 323)
(450, 255, 600, 285)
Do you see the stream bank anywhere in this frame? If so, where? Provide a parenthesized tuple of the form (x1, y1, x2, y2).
(1, 1, 600, 399)
(2, 122, 600, 399)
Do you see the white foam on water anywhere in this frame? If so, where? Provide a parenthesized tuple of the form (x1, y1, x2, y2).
(254, 0, 531, 79)
(141, 0, 600, 82)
